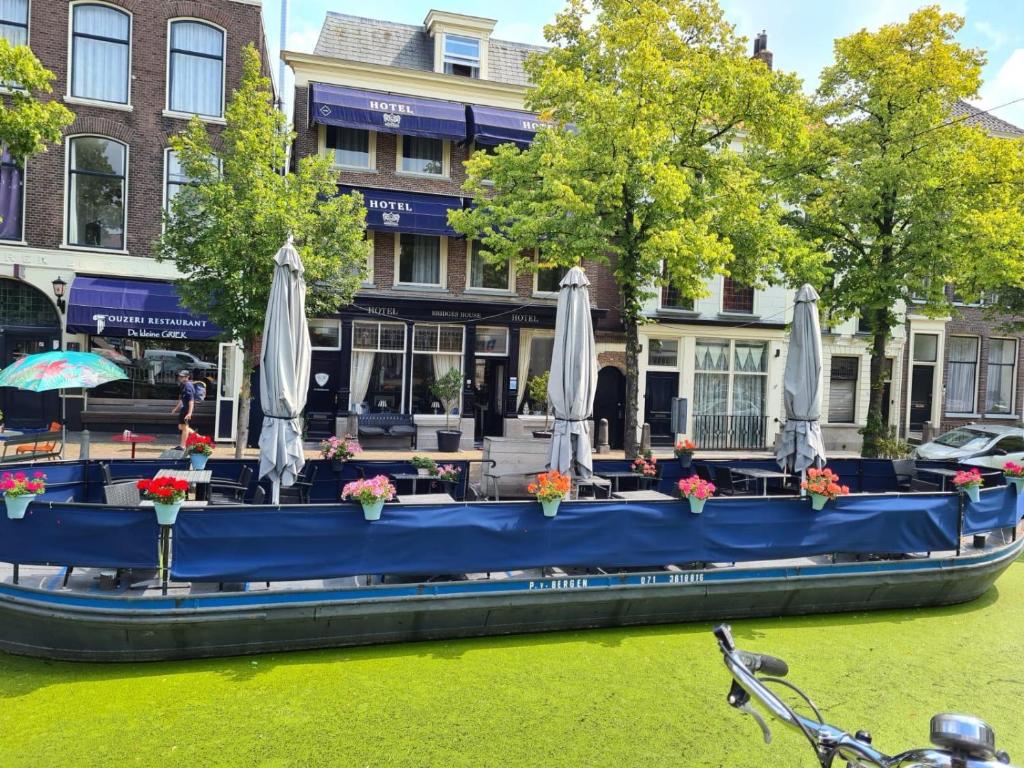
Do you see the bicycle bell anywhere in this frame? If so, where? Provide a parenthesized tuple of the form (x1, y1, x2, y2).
(930, 714, 997, 756)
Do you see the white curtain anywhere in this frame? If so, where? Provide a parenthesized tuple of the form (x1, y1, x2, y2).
(0, 0, 27, 46)
(400, 235, 440, 284)
(350, 351, 376, 412)
(432, 353, 462, 414)
(517, 333, 532, 410)
(169, 21, 224, 116)
(946, 337, 978, 412)
(72, 5, 129, 103)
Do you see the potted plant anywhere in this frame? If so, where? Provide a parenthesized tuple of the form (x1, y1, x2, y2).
(432, 463, 462, 486)
(321, 435, 361, 473)
(430, 367, 465, 453)
(341, 475, 396, 521)
(137, 477, 190, 525)
(528, 371, 552, 438)
(411, 455, 437, 476)
(677, 475, 716, 514)
(1004, 461, 1024, 493)
(0, 407, 5, 433)
(185, 433, 214, 470)
(801, 467, 850, 511)
(1, 471, 46, 519)
(527, 470, 571, 518)
(674, 438, 697, 470)
(631, 455, 659, 479)
(953, 467, 984, 503)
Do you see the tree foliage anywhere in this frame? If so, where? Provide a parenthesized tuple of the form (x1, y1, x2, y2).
(449, 0, 817, 456)
(0, 38, 74, 163)
(155, 45, 369, 454)
(779, 7, 1024, 455)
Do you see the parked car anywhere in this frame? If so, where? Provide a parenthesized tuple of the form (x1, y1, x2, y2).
(914, 424, 1024, 463)
(142, 349, 217, 372)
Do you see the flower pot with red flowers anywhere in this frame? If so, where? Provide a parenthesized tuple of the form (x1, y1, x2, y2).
(674, 439, 697, 470)
(953, 468, 984, 503)
(1003, 461, 1024, 493)
(677, 475, 715, 514)
(528, 471, 571, 517)
(341, 475, 396, 521)
(801, 467, 850, 511)
(1, 471, 46, 519)
(185, 433, 214, 470)
(137, 477, 190, 525)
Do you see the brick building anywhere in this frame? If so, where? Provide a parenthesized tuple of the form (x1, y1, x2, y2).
(0, 0, 270, 437)
(284, 10, 625, 448)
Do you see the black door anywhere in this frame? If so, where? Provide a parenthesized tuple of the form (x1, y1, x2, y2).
(593, 366, 626, 449)
(0, 334, 59, 428)
(881, 358, 893, 425)
(909, 366, 934, 431)
(306, 351, 341, 439)
(473, 358, 506, 440)
(644, 372, 679, 446)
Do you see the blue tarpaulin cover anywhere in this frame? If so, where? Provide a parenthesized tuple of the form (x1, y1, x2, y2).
(339, 185, 461, 237)
(466, 105, 552, 149)
(311, 83, 466, 141)
(963, 486, 1022, 534)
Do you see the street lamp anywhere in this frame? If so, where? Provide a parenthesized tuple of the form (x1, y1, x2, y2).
(52, 276, 67, 313)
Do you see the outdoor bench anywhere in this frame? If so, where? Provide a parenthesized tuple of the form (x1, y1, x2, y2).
(0, 431, 63, 464)
(356, 413, 417, 449)
(81, 398, 215, 433)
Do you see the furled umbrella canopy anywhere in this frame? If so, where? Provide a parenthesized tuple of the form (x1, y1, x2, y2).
(258, 238, 312, 503)
(776, 284, 827, 473)
(547, 266, 598, 479)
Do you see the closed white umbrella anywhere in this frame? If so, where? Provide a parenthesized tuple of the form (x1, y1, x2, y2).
(258, 238, 312, 504)
(547, 266, 598, 480)
(776, 284, 827, 474)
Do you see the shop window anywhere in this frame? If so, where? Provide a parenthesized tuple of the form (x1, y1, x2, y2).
(70, 3, 130, 104)
(475, 326, 508, 356)
(326, 126, 373, 170)
(469, 241, 511, 291)
(400, 136, 445, 176)
(67, 136, 126, 250)
(397, 233, 442, 286)
(168, 19, 224, 117)
(945, 336, 979, 413)
(722, 276, 754, 314)
(87, 336, 219, 399)
(443, 34, 480, 78)
(986, 338, 1017, 415)
(828, 356, 859, 423)
(309, 319, 340, 350)
(350, 320, 405, 413)
(648, 339, 678, 367)
(0, 278, 58, 328)
(0, 0, 28, 48)
(693, 338, 767, 448)
(519, 335, 554, 410)
(411, 323, 463, 415)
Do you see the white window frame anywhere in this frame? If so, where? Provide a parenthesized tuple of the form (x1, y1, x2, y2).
(393, 232, 447, 290)
(410, 323, 464, 414)
(466, 239, 514, 294)
(826, 355, 860, 425)
(945, 334, 981, 416)
(647, 338, 680, 370)
(362, 232, 375, 287)
(0, 0, 29, 47)
(985, 337, 1018, 416)
(162, 147, 221, 230)
(350, 320, 407, 413)
(62, 134, 129, 254)
(694, 339, 769, 412)
(474, 326, 509, 357)
(66, 1, 133, 110)
(309, 318, 341, 351)
(319, 124, 376, 172)
(720, 275, 756, 315)
(442, 33, 480, 78)
(396, 135, 450, 178)
(164, 17, 227, 122)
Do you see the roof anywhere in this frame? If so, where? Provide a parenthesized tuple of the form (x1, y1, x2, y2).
(314, 12, 545, 87)
(951, 100, 1024, 137)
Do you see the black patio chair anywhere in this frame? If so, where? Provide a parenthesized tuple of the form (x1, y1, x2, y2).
(277, 464, 318, 504)
(208, 466, 254, 505)
(711, 465, 756, 496)
(892, 459, 916, 492)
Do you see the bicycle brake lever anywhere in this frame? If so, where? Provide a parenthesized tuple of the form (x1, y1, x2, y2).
(737, 702, 773, 744)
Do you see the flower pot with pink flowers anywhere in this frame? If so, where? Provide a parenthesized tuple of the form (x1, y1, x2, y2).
(677, 475, 715, 514)
(342, 475, 396, 521)
(1003, 461, 1024, 493)
(953, 468, 984, 503)
(801, 467, 850, 511)
(1, 471, 46, 519)
(321, 435, 361, 472)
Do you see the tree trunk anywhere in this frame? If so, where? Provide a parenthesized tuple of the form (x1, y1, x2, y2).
(234, 338, 259, 459)
(861, 310, 890, 458)
(623, 316, 641, 459)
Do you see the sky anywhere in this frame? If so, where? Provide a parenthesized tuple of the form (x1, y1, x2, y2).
(262, 0, 1024, 128)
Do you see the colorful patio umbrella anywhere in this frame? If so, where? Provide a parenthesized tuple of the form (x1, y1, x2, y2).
(0, 351, 128, 392)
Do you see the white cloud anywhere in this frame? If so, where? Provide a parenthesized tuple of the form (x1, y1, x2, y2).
(973, 48, 1024, 130)
(974, 20, 1007, 50)
(287, 24, 320, 54)
(494, 20, 550, 46)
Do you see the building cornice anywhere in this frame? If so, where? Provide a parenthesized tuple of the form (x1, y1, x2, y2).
(282, 51, 529, 110)
(0, 246, 182, 281)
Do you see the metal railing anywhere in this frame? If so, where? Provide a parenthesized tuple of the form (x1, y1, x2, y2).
(693, 414, 769, 450)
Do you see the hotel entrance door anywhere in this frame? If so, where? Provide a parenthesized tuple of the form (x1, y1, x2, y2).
(473, 358, 505, 441)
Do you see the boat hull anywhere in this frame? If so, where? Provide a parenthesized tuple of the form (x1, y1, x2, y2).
(0, 539, 1020, 662)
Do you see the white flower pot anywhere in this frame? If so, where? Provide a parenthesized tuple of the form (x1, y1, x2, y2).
(417, 468, 430, 476)
(963, 484, 981, 503)
(687, 496, 706, 515)
(4, 493, 37, 520)
(541, 499, 561, 518)
(1006, 476, 1023, 493)
(810, 493, 828, 511)
(362, 500, 384, 521)
(153, 501, 182, 526)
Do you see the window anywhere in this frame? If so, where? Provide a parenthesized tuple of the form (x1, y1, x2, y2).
(400, 136, 445, 176)
(986, 339, 1017, 415)
(67, 136, 126, 250)
(411, 324, 464, 414)
(397, 233, 442, 286)
(535, 264, 562, 294)
(946, 336, 979, 413)
(722, 276, 754, 314)
(443, 34, 479, 78)
(661, 281, 694, 311)
(828, 356, 859, 423)
(309, 319, 340, 350)
(475, 326, 508, 356)
(694, 339, 767, 448)
(350, 321, 405, 413)
(648, 339, 678, 367)
(520, 334, 555, 410)
(913, 333, 938, 362)
(469, 241, 511, 291)
(326, 126, 372, 170)
(996, 435, 1024, 454)
(168, 20, 224, 117)
(0, 150, 23, 241)
(70, 3, 130, 104)
(0, 0, 28, 47)
(163, 149, 198, 215)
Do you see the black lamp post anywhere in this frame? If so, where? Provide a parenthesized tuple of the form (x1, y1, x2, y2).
(52, 276, 67, 313)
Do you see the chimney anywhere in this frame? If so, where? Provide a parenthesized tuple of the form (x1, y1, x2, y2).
(752, 30, 773, 70)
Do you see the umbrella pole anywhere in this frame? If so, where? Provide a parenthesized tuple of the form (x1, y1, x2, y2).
(272, 479, 280, 505)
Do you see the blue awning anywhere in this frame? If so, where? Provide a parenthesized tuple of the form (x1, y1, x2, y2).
(466, 105, 556, 149)
(311, 83, 466, 141)
(67, 276, 222, 340)
(340, 186, 462, 237)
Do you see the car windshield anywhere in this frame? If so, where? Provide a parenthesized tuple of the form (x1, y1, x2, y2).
(934, 428, 991, 449)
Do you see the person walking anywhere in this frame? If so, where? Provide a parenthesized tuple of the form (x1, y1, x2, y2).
(172, 370, 196, 450)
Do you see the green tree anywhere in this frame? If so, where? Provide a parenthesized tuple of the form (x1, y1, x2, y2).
(156, 45, 370, 456)
(0, 39, 74, 162)
(779, 7, 1024, 456)
(449, 0, 817, 457)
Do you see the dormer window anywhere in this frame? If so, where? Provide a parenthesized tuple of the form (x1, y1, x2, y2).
(443, 34, 480, 78)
